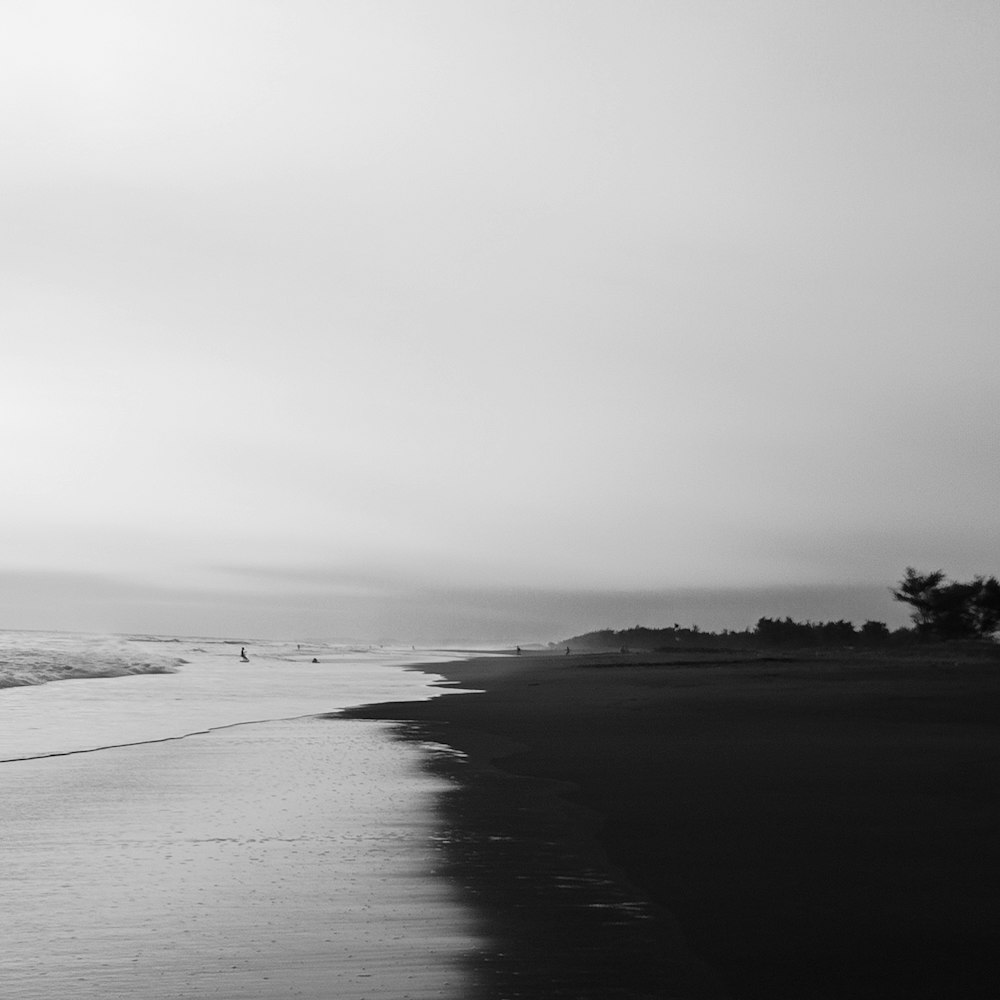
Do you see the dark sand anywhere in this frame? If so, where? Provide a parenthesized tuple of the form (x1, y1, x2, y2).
(343, 647, 1000, 999)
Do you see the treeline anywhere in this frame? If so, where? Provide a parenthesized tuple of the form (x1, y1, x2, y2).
(753, 617, 903, 646)
(559, 617, 913, 652)
(558, 569, 1000, 651)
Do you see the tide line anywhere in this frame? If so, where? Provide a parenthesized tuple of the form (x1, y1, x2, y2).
(0, 711, 349, 765)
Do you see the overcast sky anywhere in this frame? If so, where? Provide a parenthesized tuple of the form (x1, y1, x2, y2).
(2, 1, 998, 641)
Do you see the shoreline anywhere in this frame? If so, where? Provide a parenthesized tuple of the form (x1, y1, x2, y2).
(342, 647, 1000, 999)
(0, 640, 490, 999)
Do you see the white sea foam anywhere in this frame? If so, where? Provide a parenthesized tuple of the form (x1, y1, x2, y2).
(0, 631, 184, 689)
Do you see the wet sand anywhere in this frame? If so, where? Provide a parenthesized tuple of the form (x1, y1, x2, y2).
(344, 648, 1000, 999)
(2, 715, 480, 999)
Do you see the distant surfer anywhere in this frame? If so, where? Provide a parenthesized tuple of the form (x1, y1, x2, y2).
(240, 647, 249, 662)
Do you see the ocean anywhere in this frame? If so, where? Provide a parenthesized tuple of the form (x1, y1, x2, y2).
(0, 631, 484, 999)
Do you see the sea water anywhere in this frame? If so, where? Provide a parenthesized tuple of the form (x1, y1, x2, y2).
(0, 631, 483, 999)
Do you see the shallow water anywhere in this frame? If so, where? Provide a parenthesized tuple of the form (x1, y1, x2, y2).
(0, 634, 482, 999)
(0, 634, 471, 761)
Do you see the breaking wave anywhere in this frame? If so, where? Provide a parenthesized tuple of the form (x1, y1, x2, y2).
(0, 631, 184, 689)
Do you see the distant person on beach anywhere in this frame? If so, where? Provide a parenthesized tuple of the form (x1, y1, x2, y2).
(240, 647, 249, 662)
(516, 646, 521, 655)
(312, 657, 319, 663)
(565, 646, 571, 655)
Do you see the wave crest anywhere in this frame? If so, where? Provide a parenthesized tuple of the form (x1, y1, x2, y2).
(0, 632, 183, 689)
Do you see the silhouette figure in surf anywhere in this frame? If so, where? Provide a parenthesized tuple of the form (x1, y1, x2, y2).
(240, 647, 249, 662)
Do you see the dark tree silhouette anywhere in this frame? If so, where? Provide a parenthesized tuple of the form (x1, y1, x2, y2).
(892, 567, 1000, 639)
(859, 619, 891, 644)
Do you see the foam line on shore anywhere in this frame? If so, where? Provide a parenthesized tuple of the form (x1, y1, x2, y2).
(0, 711, 329, 764)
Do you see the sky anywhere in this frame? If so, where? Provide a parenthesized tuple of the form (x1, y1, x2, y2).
(2, 1, 998, 642)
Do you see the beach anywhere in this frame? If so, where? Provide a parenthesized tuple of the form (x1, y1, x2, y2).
(344, 647, 1000, 999)
(5, 635, 997, 998)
